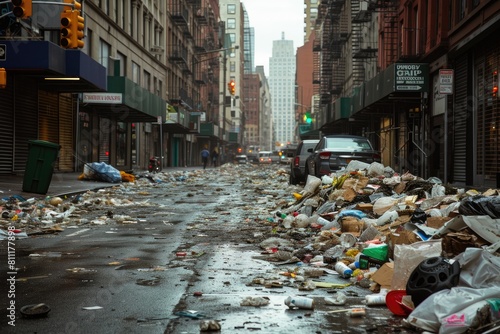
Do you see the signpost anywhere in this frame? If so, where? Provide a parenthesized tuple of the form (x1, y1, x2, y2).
(439, 69, 454, 95)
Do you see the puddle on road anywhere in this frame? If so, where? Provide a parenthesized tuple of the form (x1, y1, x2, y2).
(136, 278, 161, 286)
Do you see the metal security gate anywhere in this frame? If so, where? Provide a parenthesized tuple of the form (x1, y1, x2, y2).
(452, 55, 469, 184)
(0, 83, 14, 174)
(58, 94, 75, 171)
(14, 76, 38, 172)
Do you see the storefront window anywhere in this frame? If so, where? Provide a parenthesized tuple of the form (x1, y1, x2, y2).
(116, 121, 127, 167)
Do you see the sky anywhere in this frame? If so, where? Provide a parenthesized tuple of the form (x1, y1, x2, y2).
(241, 0, 305, 76)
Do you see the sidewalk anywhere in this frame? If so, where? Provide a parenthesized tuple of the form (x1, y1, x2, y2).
(0, 172, 114, 200)
(0, 167, 204, 200)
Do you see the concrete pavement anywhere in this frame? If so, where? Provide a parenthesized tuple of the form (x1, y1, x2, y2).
(0, 172, 114, 200)
(0, 166, 206, 200)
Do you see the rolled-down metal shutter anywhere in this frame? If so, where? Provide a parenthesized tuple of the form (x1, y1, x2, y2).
(452, 55, 468, 184)
(58, 94, 75, 172)
(38, 90, 60, 171)
(0, 83, 14, 174)
(14, 76, 38, 172)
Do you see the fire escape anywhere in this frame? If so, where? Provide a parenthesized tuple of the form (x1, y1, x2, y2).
(351, 0, 377, 87)
(168, 0, 192, 77)
(320, 3, 333, 105)
(330, 0, 347, 96)
(368, 0, 398, 69)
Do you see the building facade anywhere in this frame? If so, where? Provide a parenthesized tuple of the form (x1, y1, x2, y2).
(309, 0, 500, 189)
(0, 0, 232, 176)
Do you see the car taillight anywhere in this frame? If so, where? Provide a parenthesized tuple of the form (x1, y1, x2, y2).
(373, 153, 381, 161)
(319, 152, 331, 160)
(294, 156, 300, 167)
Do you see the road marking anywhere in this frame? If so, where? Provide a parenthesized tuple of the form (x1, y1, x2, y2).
(66, 228, 90, 237)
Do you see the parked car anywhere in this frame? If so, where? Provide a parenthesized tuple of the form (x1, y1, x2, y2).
(258, 151, 273, 164)
(305, 135, 380, 177)
(270, 154, 281, 164)
(289, 139, 320, 185)
(234, 155, 249, 164)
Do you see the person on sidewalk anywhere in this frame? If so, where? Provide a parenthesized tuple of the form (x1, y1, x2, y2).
(201, 146, 210, 169)
(211, 147, 219, 167)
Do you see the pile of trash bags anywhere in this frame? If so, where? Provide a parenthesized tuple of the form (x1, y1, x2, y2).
(265, 160, 500, 333)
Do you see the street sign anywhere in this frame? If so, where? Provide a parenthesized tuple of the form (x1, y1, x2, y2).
(395, 63, 428, 92)
(439, 69, 454, 95)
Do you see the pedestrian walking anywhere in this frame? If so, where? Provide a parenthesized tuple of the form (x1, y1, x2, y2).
(211, 147, 219, 167)
(201, 146, 210, 169)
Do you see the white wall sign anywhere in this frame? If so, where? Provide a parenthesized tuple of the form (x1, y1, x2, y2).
(82, 93, 123, 104)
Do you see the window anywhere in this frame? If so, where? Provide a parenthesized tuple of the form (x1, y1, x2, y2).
(230, 61, 236, 72)
(229, 33, 236, 44)
(227, 18, 236, 29)
(99, 39, 111, 74)
(144, 70, 151, 91)
(227, 4, 236, 14)
(116, 51, 126, 76)
(132, 61, 140, 84)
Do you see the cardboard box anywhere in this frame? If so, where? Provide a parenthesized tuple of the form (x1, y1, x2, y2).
(426, 216, 451, 229)
(370, 262, 394, 289)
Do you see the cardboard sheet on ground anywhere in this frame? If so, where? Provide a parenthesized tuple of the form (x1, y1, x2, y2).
(436, 215, 500, 243)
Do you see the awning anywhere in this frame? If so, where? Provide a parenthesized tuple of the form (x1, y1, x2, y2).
(0, 41, 107, 92)
(81, 76, 164, 123)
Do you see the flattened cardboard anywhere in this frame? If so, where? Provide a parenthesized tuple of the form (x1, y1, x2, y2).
(370, 262, 394, 288)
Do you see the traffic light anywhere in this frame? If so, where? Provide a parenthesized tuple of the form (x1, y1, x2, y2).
(303, 112, 312, 124)
(228, 80, 235, 95)
(0, 68, 6, 89)
(63, 0, 81, 12)
(60, 9, 85, 49)
(493, 70, 498, 98)
(11, 0, 32, 19)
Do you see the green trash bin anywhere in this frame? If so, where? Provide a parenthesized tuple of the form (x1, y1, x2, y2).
(22, 140, 61, 194)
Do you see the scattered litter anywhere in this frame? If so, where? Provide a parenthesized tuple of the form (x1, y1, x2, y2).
(200, 319, 221, 331)
(240, 296, 270, 306)
(82, 306, 103, 310)
(174, 310, 205, 319)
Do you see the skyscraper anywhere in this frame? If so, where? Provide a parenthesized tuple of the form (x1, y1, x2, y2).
(269, 32, 296, 148)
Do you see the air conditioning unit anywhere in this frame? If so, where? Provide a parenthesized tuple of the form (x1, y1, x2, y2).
(150, 46, 164, 55)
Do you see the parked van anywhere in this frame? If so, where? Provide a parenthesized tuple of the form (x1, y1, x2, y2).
(258, 151, 272, 164)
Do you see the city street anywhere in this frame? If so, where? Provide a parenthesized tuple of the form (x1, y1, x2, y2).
(3, 164, 419, 333)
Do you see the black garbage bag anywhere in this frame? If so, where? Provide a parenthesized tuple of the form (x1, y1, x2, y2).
(458, 195, 500, 218)
(410, 208, 427, 224)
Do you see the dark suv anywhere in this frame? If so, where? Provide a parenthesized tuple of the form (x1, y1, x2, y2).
(305, 135, 380, 177)
(289, 139, 320, 185)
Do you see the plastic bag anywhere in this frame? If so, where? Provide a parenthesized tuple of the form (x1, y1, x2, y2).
(373, 197, 398, 215)
(410, 208, 427, 224)
(406, 287, 500, 334)
(458, 195, 500, 218)
(84, 162, 122, 183)
(391, 240, 442, 290)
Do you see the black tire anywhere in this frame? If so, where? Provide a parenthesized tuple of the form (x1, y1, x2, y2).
(289, 173, 297, 185)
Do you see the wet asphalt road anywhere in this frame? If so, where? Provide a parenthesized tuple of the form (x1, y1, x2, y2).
(1, 165, 417, 334)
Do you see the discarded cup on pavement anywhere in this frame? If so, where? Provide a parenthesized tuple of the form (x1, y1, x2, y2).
(284, 296, 314, 309)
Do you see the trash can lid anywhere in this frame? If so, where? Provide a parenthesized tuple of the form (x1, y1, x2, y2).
(28, 140, 61, 149)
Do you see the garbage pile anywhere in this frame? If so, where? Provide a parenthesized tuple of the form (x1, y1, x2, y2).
(257, 160, 500, 333)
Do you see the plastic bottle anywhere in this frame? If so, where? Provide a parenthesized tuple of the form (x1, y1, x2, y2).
(348, 261, 360, 270)
(335, 261, 353, 278)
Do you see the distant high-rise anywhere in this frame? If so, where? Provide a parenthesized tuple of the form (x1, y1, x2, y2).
(242, 6, 255, 74)
(269, 32, 296, 148)
(304, 0, 319, 43)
